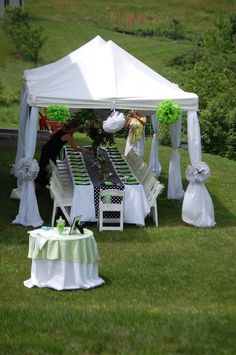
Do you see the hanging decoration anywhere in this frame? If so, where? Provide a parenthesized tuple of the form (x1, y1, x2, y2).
(156, 100, 181, 125)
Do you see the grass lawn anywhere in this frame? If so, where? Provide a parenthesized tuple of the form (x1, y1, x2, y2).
(0, 136, 236, 354)
(0, 1, 236, 352)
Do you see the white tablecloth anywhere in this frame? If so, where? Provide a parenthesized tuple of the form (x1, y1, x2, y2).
(68, 152, 150, 226)
(70, 184, 149, 226)
(24, 228, 105, 291)
(24, 260, 103, 291)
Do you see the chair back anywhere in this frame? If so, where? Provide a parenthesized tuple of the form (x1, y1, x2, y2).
(143, 175, 164, 208)
(125, 149, 156, 184)
(48, 160, 73, 226)
(98, 189, 125, 231)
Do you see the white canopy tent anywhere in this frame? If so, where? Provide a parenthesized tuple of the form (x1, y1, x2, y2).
(26, 40, 198, 111)
(13, 36, 215, 228)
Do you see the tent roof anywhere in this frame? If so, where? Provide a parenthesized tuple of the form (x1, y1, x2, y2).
(24, 35, 106, 84)
(26, 38, 198, 111)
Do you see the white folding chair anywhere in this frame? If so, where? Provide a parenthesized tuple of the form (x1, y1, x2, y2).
(49, 159, 73, 194)
(98, 189, 125, 231)
(125, 149, 156, 184)
(142, 175, 164, 227)
(126, 150, 164, 226)
(48, 160, 74, 226)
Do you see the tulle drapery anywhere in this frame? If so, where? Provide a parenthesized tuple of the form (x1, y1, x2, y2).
(12, 106, 43, 227)
(182, 111, 215, 227)
(149, 114, 161, 177)
(168, 115, 184, 199)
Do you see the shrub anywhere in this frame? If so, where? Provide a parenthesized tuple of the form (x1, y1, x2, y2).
(158, 124, 171, 147)
(1, 6, 46, 65)
(200, 98, 236, 160)
(21, 26, 47, 66)
(47, 104, 71, 122)
(1, 6, 30, 57)
(204, 12, 235, 53)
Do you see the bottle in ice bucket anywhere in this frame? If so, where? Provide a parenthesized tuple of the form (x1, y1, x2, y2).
(56, 216, 65, 234)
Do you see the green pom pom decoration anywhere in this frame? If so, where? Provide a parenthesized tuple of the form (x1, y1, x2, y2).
(156, 100, 181, 125)
(47, 104, 71, 122)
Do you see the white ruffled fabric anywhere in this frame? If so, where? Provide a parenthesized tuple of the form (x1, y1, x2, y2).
(103, 110, 125, 133)
(14, 158, 39, 181)
(186, 162, 211, 184)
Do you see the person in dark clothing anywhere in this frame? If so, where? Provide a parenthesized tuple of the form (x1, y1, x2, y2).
(35, 119, 82, 188)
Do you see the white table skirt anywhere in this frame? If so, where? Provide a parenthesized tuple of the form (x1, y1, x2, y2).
(70, 184, 150, 226)
(24, 259, 105, 291)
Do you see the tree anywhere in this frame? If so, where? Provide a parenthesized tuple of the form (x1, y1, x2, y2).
(2, 6, 30, 57)
(169, 13, 236, 160)
(203, 12, 236, 53)
(22, 27, 47, 66)
(1, 6, 46, 65)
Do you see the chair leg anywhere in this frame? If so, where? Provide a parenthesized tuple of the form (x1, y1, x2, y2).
(51, 201, 57, 227)
(99, 210, 104, 231)
(59, 205, 71, 225)
(152, 201, 158, 227)
(120, 210, 124, 231)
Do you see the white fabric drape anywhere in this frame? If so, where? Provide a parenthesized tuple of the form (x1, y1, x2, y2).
(24, 260, 105, 290)
(149, 114, 161, 177)
(182, 111, 215, 227)
(168, 115, 184, 199)
(12, 107, 43, 227)
(14, 88, 29, 187)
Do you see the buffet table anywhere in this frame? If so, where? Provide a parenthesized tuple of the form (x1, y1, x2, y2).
(66, 146, 150, 226)
(24, 227, 105, 291)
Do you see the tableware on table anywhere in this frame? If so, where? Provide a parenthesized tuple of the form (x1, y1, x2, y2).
(68, 159, 81, 163)
(125, 177, 137, 182)
(125, 181, 139, 185)
(70, 161, 84, 164)
(116, 167, 131, 172)
(102, 181, 114, 186)
(74, 177, 90, 182)
(118, 173, 129, 177)
(75, 179, 90, 183)
(73, 172, 88, 177)
(107, 148, 119, 152)
(68, 155, 82, 159)
(72, 168, 87, 172)
(114, 162, 127, 165)
(71, 165, 85, 170)
(72, 171, 87, 176)
(56, 216, 65, 234)
(112, 158, 125, 162)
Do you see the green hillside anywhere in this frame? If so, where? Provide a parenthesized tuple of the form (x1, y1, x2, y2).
(0, 0, 235, 96)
